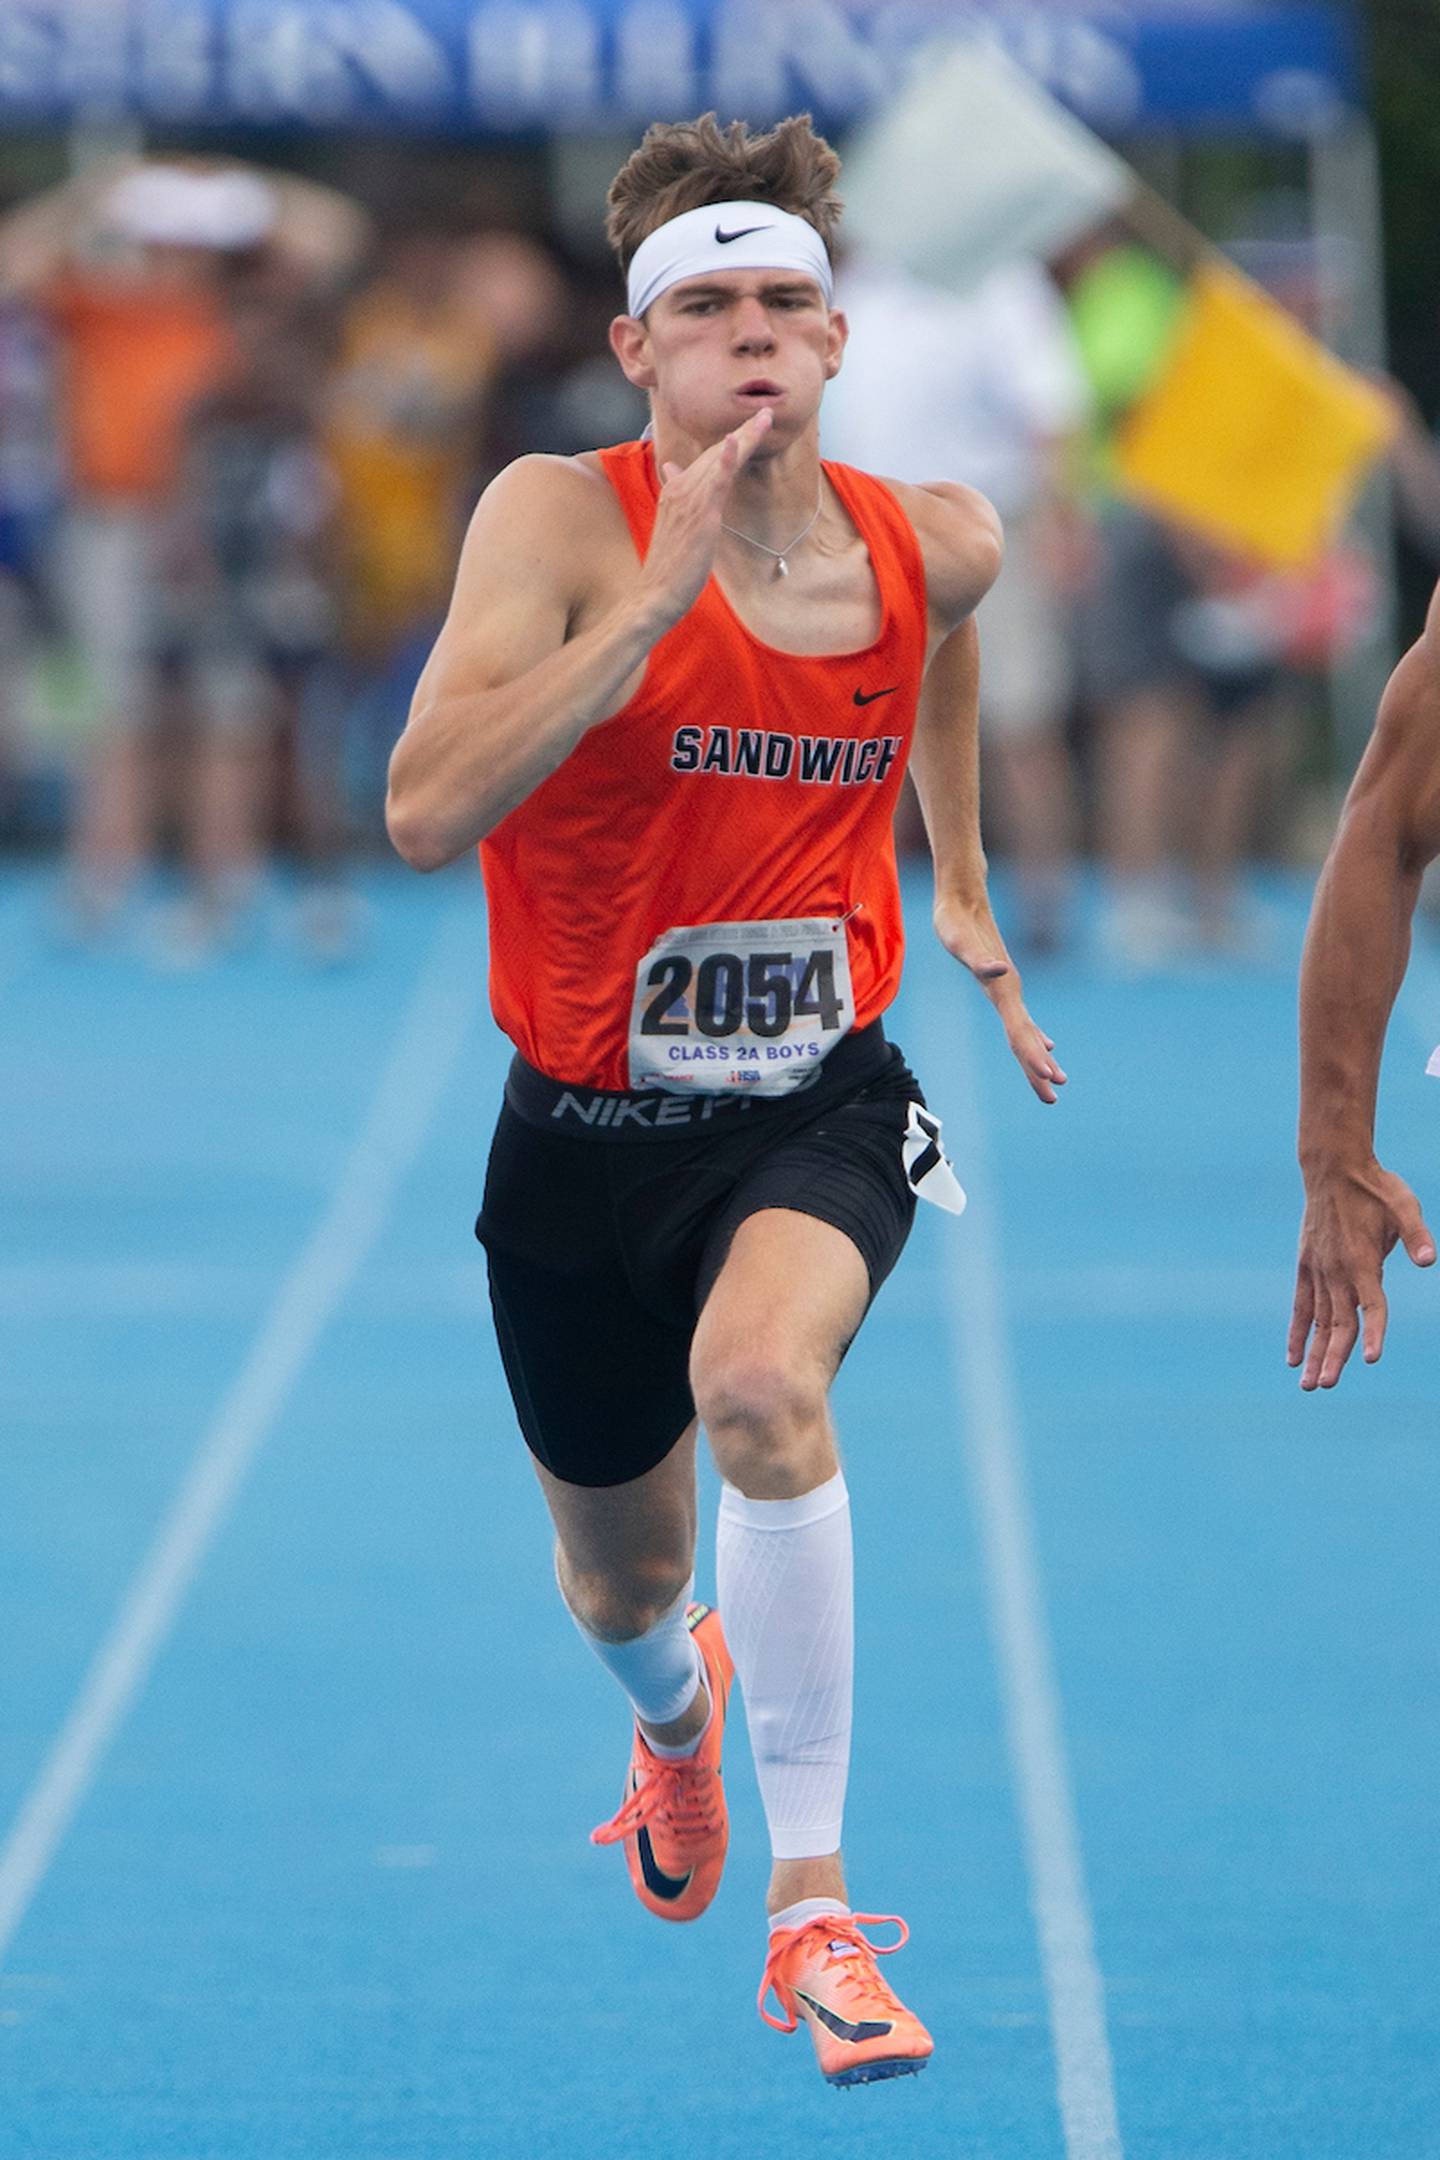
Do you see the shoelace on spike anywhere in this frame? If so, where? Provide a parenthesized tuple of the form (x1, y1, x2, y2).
(757, 1912, 911, 2032)
(590, 1754, 722, 1850)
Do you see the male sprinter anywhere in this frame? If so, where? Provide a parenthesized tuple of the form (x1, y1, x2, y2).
(1290, 577, 1440, 1389)
(386, 114, 1064, 2085)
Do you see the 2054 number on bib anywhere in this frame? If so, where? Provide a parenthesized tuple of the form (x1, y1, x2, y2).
(628, 916, 854, 1095)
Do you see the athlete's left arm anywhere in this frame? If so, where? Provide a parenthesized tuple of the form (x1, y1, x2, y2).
(903, 481, 1067, 1106)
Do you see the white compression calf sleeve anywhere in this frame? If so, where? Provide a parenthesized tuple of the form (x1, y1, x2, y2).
(563, 1572, 702, 1729)
(716, 1472, 853, 1860)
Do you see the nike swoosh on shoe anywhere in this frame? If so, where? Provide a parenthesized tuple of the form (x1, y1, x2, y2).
(794, 1989, 895, 2045)
(635, 1812, 694, 1902)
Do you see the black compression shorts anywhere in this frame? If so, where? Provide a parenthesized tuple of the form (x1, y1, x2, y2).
(475, 1023, 924, 1488)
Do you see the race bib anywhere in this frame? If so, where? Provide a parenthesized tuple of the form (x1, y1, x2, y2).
(628, 916, 855, 1095)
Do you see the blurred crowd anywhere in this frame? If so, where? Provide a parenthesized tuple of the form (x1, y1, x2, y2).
(0, 157, 647, 963)
(825, 226, 1440, 969)
(1, 155, 1437, 971)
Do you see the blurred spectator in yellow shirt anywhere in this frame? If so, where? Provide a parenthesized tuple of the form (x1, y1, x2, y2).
(325, 230, 567, 815)
(326, 235, 498, 665)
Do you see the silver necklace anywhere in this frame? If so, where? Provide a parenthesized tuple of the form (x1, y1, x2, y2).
(721, 483, 824, 578)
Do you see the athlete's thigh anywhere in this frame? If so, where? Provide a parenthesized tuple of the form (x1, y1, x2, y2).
(479, 1102, 699, 1486)
(485, 1238, 697, 1484)
(533, 1420, 700, 1582)
(690, 1073, 918, 1383)
(690, 1208, 871, 1390)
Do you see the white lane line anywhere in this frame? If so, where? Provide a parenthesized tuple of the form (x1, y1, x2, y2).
(0, 903, 479, 1972)
(922, 993, 1124, 2160)
(0, 1259, 486, 1322)
(885, 1262, 1294, 1325)
(0, 1257, 1286, 1326)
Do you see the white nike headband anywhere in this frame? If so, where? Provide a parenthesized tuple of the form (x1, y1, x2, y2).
(625, 199, 834, 320)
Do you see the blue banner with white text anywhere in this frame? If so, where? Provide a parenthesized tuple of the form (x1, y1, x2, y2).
(0, 0, 1359, 138)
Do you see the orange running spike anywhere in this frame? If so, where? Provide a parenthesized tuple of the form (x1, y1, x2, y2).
(590, 1603, 733, 1923)
(758, 1912, 934, 2086)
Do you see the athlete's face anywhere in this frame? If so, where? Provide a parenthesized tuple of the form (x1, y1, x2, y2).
(610, 269, 847, 446)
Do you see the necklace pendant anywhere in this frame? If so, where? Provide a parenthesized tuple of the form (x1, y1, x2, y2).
(775, 557, 788, 578)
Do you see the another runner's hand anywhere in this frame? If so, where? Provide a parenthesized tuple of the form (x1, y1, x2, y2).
(640, 409, 775, 630)
(1288, 1159, 1434, 1389)
(934, 893, 1067, 1105)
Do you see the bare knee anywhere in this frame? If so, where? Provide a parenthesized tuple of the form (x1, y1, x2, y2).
(558, 1548, 692, 1643)
(692, 1346, 833, 1496)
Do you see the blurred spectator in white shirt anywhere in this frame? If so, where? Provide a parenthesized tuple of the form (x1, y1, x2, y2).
(823, 254, 1092, 952)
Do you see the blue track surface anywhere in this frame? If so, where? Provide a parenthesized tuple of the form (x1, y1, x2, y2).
(3, 861, 1437, 2158)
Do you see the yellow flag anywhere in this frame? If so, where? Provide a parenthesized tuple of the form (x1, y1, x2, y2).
(1112, 260, 1396, 568)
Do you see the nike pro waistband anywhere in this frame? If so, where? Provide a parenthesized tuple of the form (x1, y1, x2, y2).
(505, 1020, 890, 1142)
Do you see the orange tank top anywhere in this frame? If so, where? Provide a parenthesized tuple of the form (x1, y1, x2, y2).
(480, 439, 929, 1091)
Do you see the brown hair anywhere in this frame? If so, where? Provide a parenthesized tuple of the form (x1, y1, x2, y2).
(605, 113, 842, 278)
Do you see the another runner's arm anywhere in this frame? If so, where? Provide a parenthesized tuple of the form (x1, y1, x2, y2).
(387, 411, 773, 868)
(1299, 601, 1440, 1171)
(1290, 583, 1440, 1384)
(905, 484, 1066, 1105)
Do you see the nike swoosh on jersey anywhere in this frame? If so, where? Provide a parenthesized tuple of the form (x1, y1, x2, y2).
(853, 686, 898, 706)
(794, 1988, 895, 2044)
(715, 223, 770, 243)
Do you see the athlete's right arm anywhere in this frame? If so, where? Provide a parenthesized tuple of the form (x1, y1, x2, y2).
(1289, 582, 1440, 1388)
(384, 456, 658, 869)
(386, 412, 773, 868)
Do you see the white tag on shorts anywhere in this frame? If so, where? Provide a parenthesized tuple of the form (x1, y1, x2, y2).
(902, 1102, 967, 1215)
(628, 916, 854, 1095)
(1427, 1044, 1440, 1078)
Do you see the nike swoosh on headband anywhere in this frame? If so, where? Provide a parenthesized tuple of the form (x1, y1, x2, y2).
(627, 203, 833, 318)
(853, 686, 898, 706)
(794, 1989, 894, 2045)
